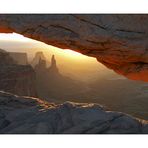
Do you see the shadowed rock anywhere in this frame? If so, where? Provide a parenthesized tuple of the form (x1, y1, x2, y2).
(0, 91, 147, 134)
(31, 51, 46, 67)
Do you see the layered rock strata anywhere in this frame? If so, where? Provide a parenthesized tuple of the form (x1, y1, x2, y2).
(0, 49, 37, 97)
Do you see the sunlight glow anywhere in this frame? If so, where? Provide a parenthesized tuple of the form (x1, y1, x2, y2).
(0, 32, 107, 80)
(63, 49, 82, 56)
(0, 33, 34, 42)
(0, 33, 95, 61)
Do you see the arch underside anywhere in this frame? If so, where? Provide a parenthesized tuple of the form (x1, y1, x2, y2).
(1, 14, 148, 81)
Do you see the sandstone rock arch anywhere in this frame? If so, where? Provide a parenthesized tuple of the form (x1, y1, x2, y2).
(1, 14, 148, 81)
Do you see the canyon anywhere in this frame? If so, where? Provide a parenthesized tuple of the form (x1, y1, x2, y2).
(0, 14, 148, 133)
(0, 49, 37, 97)
(33, 52, 89, 101)
(0, 49, 148, 133)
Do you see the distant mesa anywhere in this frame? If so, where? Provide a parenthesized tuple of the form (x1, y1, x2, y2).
(34, 53, 59, 75)
(31, 51, 46, 67)
(47, 55, 59, 73)
(9, 52, 28, 65)
(0, 49, 16, 65)
(0, 49, 28, 65)
(0, 48, 7, 53)
(0, 49, 37, 97)
(34, 57, 47, 73)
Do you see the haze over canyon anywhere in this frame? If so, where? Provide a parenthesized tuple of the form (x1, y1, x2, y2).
(0, 14, 148, 134)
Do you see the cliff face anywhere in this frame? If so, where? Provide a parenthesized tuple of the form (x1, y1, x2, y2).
(0, 91, 147, 134)
(0, 50, 37, 97)
(0, 49, 16, 65)
(31, 51, 46, 67)
(0, 65, 37, 97)
(1, 15, 148, 81)
(9, 52, 28, 65)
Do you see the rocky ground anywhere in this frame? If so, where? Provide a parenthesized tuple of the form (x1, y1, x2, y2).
(0, 91, 147, 134)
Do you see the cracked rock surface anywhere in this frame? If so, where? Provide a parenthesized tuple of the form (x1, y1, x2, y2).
(1, 15, 148, 81)
(0, 91, 147, 134)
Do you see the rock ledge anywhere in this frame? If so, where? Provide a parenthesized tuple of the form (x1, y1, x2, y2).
(0, 91, 147, 134)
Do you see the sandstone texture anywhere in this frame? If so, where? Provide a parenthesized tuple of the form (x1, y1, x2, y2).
(0, 65, 37, 97)
(0, 91, 147, 134)
(0, 49, 37, 97)
(9, 52, 28, 65)
(1, 15, 148, 81)
(0, 49, 15, 65)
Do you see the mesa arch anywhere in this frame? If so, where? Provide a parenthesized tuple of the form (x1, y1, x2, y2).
(1, 14, 148, 82)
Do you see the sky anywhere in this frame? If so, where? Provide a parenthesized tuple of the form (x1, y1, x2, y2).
(0, 33, 95, 60)
(0, 33, 118, 82)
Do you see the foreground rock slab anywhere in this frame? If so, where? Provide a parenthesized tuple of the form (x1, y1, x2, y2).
(0, 91, 147, 134)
